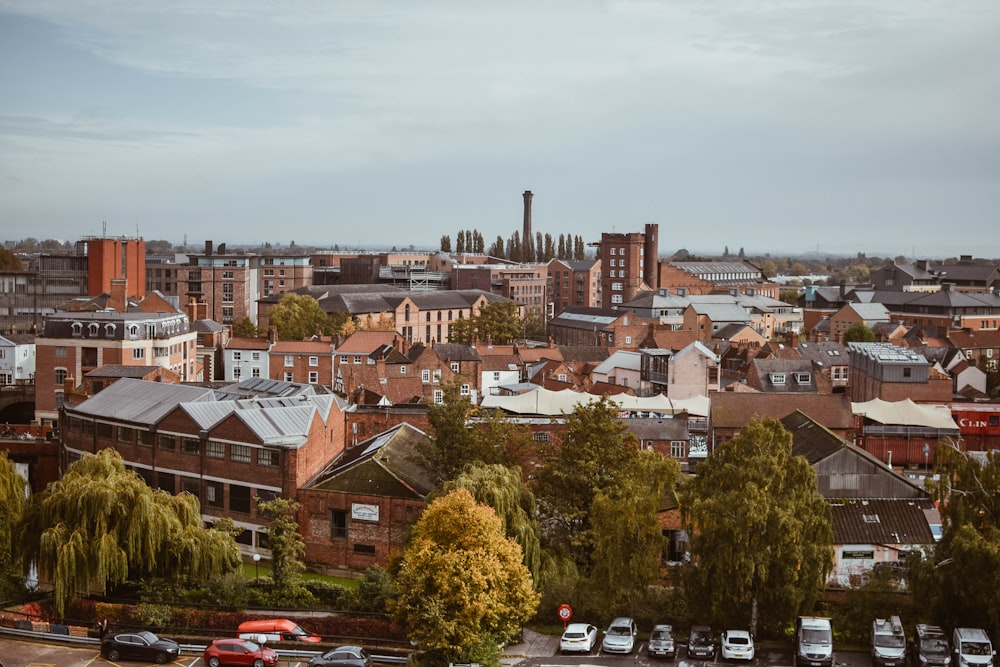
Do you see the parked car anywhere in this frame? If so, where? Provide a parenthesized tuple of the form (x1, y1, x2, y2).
(721, 630, 755, 661)
(560, 623, 599, 653)
(237, 618, 321, 643)
(100, 631, 180, 664)
(688, 626, 717, 660)
(911, 624, 951, 667)
(308, 645, 373, 667)
(648, 624, 677, 659)
(204, 638, 279, 667)
(602, 617, 639, 654)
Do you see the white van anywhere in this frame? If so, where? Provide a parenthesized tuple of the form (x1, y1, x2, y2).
(953, 628, 995, 667)
(795, 617, 834, 667)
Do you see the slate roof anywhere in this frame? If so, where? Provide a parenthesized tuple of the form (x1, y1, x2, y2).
(622, 417, 688, 441)
(433, 344, 481, 362)
(796, 341, 849, 367)
(84, 365, 166, 378)
(227, 337, 271, 350)
(191, 319, 225, 333)
(829, 497, 936, 545)
(305, 423, 436, 499)
(549, 307, 623, 330)
(711, 392, 853, 430)
(748, 359, 819, 393)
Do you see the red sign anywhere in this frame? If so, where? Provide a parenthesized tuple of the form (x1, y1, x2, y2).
(557, 604, 573, 623)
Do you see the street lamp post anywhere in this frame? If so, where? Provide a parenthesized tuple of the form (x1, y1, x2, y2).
(252, 553, 260, 580)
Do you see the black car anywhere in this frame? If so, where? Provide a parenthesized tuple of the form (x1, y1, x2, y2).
(308, 645, 373, 667)
(101, 630, 181, 664)
(688, 626, 716, 660)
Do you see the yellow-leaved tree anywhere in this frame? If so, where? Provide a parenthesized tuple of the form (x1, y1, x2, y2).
(388, 488, 539, 667)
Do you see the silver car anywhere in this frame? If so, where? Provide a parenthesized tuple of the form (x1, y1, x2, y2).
(649, 624, 677, 659)
(602, 618, 638, 654)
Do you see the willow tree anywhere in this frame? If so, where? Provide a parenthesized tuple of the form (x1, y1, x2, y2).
(19, 449, 241, 616)
(389, 488, 539, 665)
(441, 464, 542, 583)
(0, 452, 27, 598)
(681, 417, 833, 636)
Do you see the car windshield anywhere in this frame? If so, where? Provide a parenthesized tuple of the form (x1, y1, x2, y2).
(803, 629, 832, 644)
(242, 640, 262, 651)
(651, 630, 672, 641)
(876, 635, 906, 648)
(962, 642, 992, 656)
(921, 639, 949, 655)
(609, 626, 631, 636)
(292, 625, 311, 636)
(692, 631, 711, 646)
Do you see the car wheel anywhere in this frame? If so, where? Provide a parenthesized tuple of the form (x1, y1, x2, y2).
(154, 651, 169, 664)
(208, 657, 221, 667)
(253, 660, 265, 667)
(106, 648, 121, 661)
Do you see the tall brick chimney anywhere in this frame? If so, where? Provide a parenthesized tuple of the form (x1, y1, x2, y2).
(522, 190, 534, 262)
(644, 223, 659, 288)
(109, 278, 128, 312)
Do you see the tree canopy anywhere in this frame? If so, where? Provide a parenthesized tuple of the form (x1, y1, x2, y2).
(0, 452, 27, 599)
(231, 317, 260, 338)
(268, 293, 344, 340)
(0, 248, 23, 271)
(448, 301, 521, 345)
(19, 449, 241, 616)
(388, 488, 539, 665)
(256, 496, 314, 606)
(843, 321, 876, 344)
(681, 417, 833, 635)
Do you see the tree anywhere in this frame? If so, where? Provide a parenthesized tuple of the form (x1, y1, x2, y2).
(489, 236, 505, 259)
(911, 444, 1000, 630)
(0, 452, 27, 599)
(843, 322, 876, 344)
(231, 317, 260, 338)
(18, 449, 240, 616)
(441, 464, 542, 583)
(256, 496, 314, 606)
(447, 301, 521, 345)
(388, 488, 539, 665)
(681, 418, 833, 636)
(268, 293, 341, 340)
(440, 235, 452, 252)
(533, 397, 641, 568)
(416, 381, 477, 483)
(590, 449, 679, 615)
(456, 231, 466, 253)
(0, 248, 23, 271)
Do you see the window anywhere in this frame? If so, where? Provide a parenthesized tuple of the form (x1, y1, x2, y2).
(229, 485, 252, 513)
(770, 373, 786, 385)
(309, 356, 318, 366)
(493, 371, 501, 381)
(222, 306, 233, 322)
(432, 369, 441, 383)
(611, 294, 623, 304)
(612, 282, 623, 291)
(180, 476, 200, 500)
(251, 367, 260, 378)
(251, 352, 260, 361)
(259, 448, 280, 466)
(284, 355, 294, 366)
(284, 371, 294, 381)
(137, 430, 153, 447)
(433, 389, 444, 404)
(451, 362, 460, 373)
(54, 346, 67, 358)
(117, 426, 133, 443)
(399, 365, 407, 375)
(204, 481, 224, 508)
(903, 367, 912, 378)
(354, 355, 362, 364)
(132, 348, 145, 360)
(625, 336, 632, 344)
(533, 432, 549, 443)
(182, 437, 200, 454)
(157, 433, 175, 451)
(308, 371, 319, 384)
(222, 271, 234, 279)
(460, 384, 470, 396)
(206, 440, 225, 458)
(231, 444, 251, 463)
(222, 283, 233, 303)
(330, 509, 348, 539)
(421, 369, 430, 383)
(353, 544, 376, 555)
(233, 367, 241, 379)
(671, 440, 686, 458)
(609, 248, 616, 255)
(96, 422, 113, 438)
(55, 368, 67, 385)
(232, 351, 242, 362)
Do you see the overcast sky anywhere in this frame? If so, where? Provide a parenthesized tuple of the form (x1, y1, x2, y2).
(2, 1, 998, 258)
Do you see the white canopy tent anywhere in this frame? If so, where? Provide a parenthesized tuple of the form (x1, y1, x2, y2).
(480, 387, 709, 417)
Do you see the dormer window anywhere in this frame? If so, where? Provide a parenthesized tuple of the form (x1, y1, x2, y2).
(128, 325, 138, 337)
(769, 372, 786, 385)
(71, 322, 82, 336)
(795, 372, 812, 384)
(104, 323, 116, 337)
(88, 323, 99, 336)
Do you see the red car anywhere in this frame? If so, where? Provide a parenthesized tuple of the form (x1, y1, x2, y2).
(203, 638, 278, 667)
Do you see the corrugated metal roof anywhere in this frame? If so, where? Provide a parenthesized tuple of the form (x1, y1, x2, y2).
(71, 378, 216, 424)
(829, 498, 935, 545)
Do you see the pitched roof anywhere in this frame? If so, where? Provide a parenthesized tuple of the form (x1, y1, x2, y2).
(336, 331, 399, 353)
(711, 392, 853, 430)
(829, 498, 936, 545)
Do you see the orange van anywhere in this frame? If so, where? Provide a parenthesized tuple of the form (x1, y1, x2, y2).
(237, 619, 321, 643)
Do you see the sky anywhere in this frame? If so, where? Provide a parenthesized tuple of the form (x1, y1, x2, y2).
(1, 1, 999, 259)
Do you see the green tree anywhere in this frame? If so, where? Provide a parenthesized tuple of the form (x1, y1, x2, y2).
(590, 449, 679, 615)
(533, 397, 641, 569)
(447, 301, 521, 345)
(681, 418, 833, 636)
(843, 322, 876, 344)
(0, 452, 27, 599)
(256, 496, 313, 605)
(19, 449, 240, 616)
(440, 235, 452, 252)
(231, 317, 260, 338)
(0, 248, 23, 271)
(442, 464, 542, 583)
(912, 445, 1000, 629)
(268, 293, 341, 340)
(388, 488, 540, 665)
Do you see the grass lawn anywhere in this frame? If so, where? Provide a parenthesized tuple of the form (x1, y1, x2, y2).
(241, 562, 360, 590)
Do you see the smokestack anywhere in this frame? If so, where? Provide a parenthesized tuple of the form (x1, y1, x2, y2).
(644, 223, 658, 288)
(522, 190, 534, 262)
